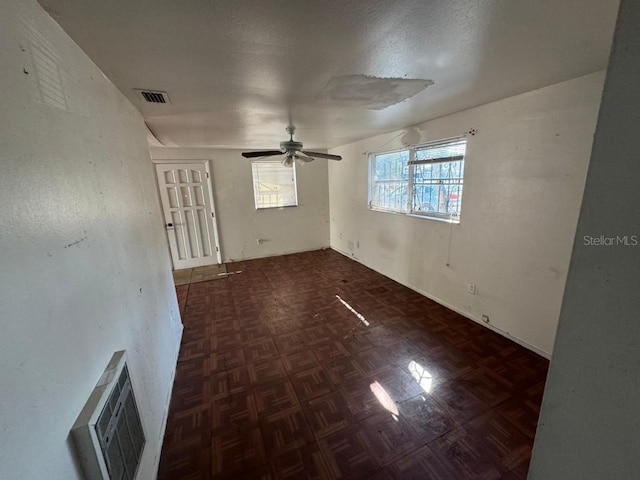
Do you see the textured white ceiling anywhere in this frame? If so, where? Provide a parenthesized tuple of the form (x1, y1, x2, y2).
(38, 0, 618, 149)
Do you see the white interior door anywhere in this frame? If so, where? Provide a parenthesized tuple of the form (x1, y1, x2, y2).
(155, 161, 222, 269)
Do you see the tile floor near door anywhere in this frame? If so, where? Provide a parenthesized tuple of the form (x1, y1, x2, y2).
(159, 249, 549, 480)
(173, 264, 228, 286)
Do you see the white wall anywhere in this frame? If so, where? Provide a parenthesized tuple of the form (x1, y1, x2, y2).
(150, 147, 330, 262)
(530, 0, 640, 477)
(0, 1, 182, 479)
(328, 72, 604, 356)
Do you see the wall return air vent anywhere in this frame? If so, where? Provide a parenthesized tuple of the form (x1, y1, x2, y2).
(71, 351, 146, 480)
(136, 89, 170, 104)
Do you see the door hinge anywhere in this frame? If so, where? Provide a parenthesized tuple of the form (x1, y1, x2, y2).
(206, 172, 210, 178)
(211, 212, 214, 218)
(215, 246, 219, 252)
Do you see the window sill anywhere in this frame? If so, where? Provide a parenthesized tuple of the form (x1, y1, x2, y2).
(255, 204, 299, 210)
(408, 212, 460, 224)
(368, 206, 407, 215)
(368, 206, 460, 224)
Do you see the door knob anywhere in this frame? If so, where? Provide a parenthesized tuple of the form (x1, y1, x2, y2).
(166, 223, 173, 228)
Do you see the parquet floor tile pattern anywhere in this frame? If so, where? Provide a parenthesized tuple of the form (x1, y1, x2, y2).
(159, 249, 548, 479)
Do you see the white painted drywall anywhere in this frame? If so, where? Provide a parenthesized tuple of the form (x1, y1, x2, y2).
(328, 72, 605, 356)
(529, 1, 640, 477)
(0, 1, 182, 479)
(150, 148, 330, 262)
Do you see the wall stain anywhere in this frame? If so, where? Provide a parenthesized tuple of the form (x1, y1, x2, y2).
(377, 230, 397, 251)
(548, 267, 562, 279)
(65, 237, 87, 248)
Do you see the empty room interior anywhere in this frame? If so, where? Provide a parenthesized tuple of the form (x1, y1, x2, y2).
(2, 0, 640, 479)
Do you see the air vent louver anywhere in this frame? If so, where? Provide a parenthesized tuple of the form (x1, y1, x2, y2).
(71, 351, 146, 480)
(136, 89, 170, 104)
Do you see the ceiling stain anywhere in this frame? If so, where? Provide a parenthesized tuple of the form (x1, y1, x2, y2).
(317, 74, 434, 110)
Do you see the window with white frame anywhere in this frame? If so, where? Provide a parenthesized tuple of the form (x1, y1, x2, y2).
(251, 160, 298, 209)
(369, 149, 410, 213)
(368, 137, 467, 222)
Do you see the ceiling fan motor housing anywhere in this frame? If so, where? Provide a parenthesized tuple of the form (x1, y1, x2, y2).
(280, 140, 303, 153)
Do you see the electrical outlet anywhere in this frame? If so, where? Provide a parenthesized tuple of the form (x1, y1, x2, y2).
(348, 241, 354, 251)
(356, 240, 360, 248)
(467, 282, 476, 295)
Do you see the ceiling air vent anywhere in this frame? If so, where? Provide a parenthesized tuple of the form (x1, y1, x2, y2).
(136, 89, 170, 104)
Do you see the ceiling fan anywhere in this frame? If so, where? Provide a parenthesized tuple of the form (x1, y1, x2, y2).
(241, 126, 342, 167)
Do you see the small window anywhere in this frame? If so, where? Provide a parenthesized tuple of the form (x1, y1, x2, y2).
(251, 160, 298, 209)
(368, 137, 467, 223)
(410, 138, 466, 221)
(369, 149, 410, 213)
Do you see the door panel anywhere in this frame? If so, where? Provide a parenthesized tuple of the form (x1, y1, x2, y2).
(155, 162, 221, 269)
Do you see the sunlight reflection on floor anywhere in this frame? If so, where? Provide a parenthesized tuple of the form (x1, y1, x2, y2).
(370, 380, 399, 416)
(408, 360, 433, 393)
(336, 295, 370, 326)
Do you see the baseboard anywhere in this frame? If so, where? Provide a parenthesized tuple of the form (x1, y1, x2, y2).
(152, 324, 183, 479)
(331, 247, 551, 359)
(224, 245, 331, 263)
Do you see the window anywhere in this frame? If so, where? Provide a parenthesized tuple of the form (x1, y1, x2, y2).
(251, 160, 298, 209)
(369, 149, 410, 213)
(368, 137, 466, 222)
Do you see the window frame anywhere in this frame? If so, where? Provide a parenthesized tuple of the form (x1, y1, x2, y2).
(367, 146, 412, 214)
(251, 160, 299, 210)
(368, 136, 467, 223)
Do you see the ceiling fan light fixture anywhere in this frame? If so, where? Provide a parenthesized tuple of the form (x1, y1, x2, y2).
(241, 126, 343, 165)
(282, 155, 294, 167)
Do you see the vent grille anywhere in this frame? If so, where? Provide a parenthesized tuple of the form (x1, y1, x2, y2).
(97, 365, 145, 479)
(136, 89, 169, 104)
(71, 351, 146, 480)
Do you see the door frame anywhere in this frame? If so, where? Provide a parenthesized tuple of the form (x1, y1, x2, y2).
(152, 159, 223, 266)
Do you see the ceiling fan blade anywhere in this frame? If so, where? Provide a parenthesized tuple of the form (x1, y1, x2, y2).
(301, 151, 342, 161)
(241, 150, 283, 158)
(294, 151, 314, 162)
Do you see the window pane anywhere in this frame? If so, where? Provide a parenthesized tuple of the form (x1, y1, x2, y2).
(251, 161, 298, 209)
(370, 150, 409, 212)
(411, 139, 466, 221)
(414, 139, 466, 162)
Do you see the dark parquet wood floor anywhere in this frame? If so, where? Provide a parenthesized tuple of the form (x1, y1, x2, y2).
(159, 249, 548, 480)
